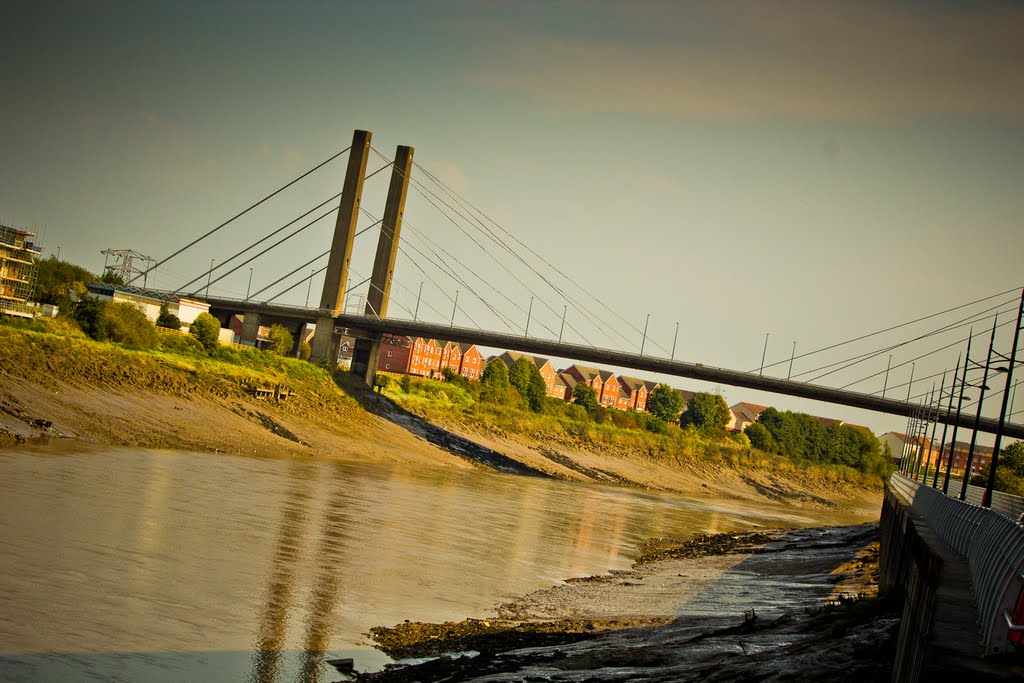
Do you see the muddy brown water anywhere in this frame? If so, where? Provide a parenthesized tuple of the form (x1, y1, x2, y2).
(0, 442, 872, 682)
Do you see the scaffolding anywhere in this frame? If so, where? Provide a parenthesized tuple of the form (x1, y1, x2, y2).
(0, 224, 42, 311)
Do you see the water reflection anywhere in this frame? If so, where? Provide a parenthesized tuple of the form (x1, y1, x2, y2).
(0, 444, 868, 682)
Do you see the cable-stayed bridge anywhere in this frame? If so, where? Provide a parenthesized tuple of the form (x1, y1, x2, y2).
(126, 129, 1024, 440)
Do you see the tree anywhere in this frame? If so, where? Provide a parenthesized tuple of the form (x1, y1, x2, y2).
(745, 422, 778, 452)
(647, 384, 684, 423)
(70, 296, 108, 341)
(189, 312, 221, 353)
(571, 383, 600, 412)
(298, 341, 311, 361)
(156, 303, 182, 330)
(100, 269, 125, 285)
(266, 324, 293, 355)
(481, 358, 510, 388)
(508, 357, 546, 412)
(100, 302, 158, 348)
(973, 442, 1024, 496)
(34, 256, 96, 305)
(680, 392, 731, 432)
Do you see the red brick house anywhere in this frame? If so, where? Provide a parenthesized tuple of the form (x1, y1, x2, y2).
(617, 375, 649, 411)
(409, 337, 443, 377)
(498, 351, 560, 397)
(598, 369, 619, 407)
(377, 333, 413, 373)
(441, 341, 462, 374)
(457, 343, 482, 379)
(942, 441, 994, 477)
(558, 372, 578, 402)
(563, 364, 604, 400)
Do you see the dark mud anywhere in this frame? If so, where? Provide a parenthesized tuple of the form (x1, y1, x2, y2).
(353, 525, 898, 682)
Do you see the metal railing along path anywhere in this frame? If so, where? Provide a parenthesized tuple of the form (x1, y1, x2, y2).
(890, 473, 1024, 654)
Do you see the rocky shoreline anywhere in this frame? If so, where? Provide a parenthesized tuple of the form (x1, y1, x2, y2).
(351, 525, 896, 682)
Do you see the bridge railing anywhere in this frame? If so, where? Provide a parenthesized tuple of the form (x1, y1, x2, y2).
(890, 473, 1024, 654)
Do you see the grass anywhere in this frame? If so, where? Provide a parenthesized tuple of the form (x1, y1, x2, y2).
(382, 375, 885, 488)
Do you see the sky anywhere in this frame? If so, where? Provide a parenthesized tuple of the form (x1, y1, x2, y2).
(3, 0, 1023, 440)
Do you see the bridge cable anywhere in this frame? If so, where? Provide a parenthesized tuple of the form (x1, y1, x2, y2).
(129, 145, 352, 285)
(397, 158, 617, 350)
(751, 286, 1024, 374)
(411, 158, 672, 355)
(179, 161, 392, 297)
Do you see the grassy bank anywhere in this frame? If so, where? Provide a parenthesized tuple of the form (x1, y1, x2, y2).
(385, 374, 886, 490)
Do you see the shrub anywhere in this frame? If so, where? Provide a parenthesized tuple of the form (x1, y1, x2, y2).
(156, 304, 182, 330)
(565, 404, 590, 422)
(100, 302, 159, 348)
(70, 296, 109, 341)
(298, 341, 311, 361)
(189, 312, 221, 353)
(399, 375, 412, 393)
(158, 331, 206, 355)
(267, 324, 293, 355)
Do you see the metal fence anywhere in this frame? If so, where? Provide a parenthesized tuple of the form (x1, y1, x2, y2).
(890, 473, 1024, 654)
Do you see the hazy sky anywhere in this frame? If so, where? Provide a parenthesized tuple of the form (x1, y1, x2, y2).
(3, 1, 1023, 438)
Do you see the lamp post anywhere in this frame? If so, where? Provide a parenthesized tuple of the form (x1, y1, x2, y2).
(922, 378, 945, 483)
(788, 341, 796, 380)
(640, 313, 650, 356)
(759, 333, 769, 376)
(961, 316, 999, 501)
(982, 288, 1024, 508)
(206, 259, 214, 297)
(932, 356, 960, 489)
(670, 322, 679, 361)
(525, 297, 533, 338)
(245, 268, 253, 301)
(943, 333, 974, 494)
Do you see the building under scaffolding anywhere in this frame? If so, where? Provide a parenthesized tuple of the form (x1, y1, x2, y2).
(0, 224, 43, 315)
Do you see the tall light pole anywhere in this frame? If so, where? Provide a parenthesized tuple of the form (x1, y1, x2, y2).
(671, 322, 679, 362)
(245, 268, 253, 301)
(305, 269, 314, 308)
(787, 341, 796, 380)
(882, 355, 892, 398)
(943, 334, 973, 494)
(759, 333, 769, 376)
(450, 290, 458, 327)
(640, 314, 650, 356)
(932, 355, 960, 489)
(983, 288, 1024, 508)
(525, 297, 533, 338)
(206, 259, 214, 297)
(558, 306, 567, 344)
(961, 315, 999, 501)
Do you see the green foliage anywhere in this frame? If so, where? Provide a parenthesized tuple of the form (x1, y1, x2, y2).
(571, 383, 600, 412)
(298, 341, 311, 361)
(443, 366, 471, 390)
(399, 374, 412, 393)
(70, 296, 109, 340)
(645, 417, 669, 434)
(266, 324, 294, 355)
(100, 302, 158, 348)
(753, 407, 890, 478)
(155, 304, 182, 330)
(158, 330, 206, 355)
(189, 312, 221, 353)
(100, 270, 125, 285)
(647, 384, 684, 423)
(972, 441, 1024, 496)
(33, 256, 97, 305)
(745, 422, 778, 452)
(680, 392, 731, 432)
(508, 357, 546, 412)
(481, 358, 510, 388)
(0, 313, 85, 337)
(728, 431, 752, 448)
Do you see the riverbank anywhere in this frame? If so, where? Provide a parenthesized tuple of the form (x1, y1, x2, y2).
(354, 524, 898, 682)
(0, 326, 881, 515)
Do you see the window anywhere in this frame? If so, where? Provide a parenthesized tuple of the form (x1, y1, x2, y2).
(385, 363, 390, 370)
(387, 350, 392, 357)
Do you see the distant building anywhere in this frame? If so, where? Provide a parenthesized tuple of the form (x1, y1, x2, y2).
(728, 402, 769, 431)
(0, 225, 43, 316)
(498, 351, 560, 397)
(86, 282, 210, 328)
(457, 343, 482, 380)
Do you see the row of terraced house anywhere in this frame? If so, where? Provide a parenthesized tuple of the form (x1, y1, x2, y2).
(375, 334, 682, 413)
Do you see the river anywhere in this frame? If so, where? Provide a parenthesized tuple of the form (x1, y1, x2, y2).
(0, 442, 869, 682)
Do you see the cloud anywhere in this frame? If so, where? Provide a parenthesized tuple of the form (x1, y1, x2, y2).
(457, 1, 1024, 120)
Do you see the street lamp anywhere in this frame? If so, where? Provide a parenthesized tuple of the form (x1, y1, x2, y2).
(960, 315, 999, 501)
(245, 268, 253, 301)
(982, 288, 1024, 508)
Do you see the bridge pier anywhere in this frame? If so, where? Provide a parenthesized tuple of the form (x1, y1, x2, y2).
(310, 129, 373, 367)
(240, 312, 261, 347)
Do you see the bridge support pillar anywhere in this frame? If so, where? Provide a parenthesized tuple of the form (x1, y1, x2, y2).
(240, 312, 261, 347)
(311, 129, 373, 366)
(354, 144, 414, 387)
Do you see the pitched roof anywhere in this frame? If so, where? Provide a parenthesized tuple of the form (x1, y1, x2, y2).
(566, 364, 602, 382)
(730, 402, 768, 416)
(457, 342, 478, 354)
(617, 375, 647, 394)
(598, 369, 617, 383)
(559, 372, 579, 390)
(946, 441, 995, 455)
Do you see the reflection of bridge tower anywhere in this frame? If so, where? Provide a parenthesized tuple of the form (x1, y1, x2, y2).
(310, 129, 414, 388)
